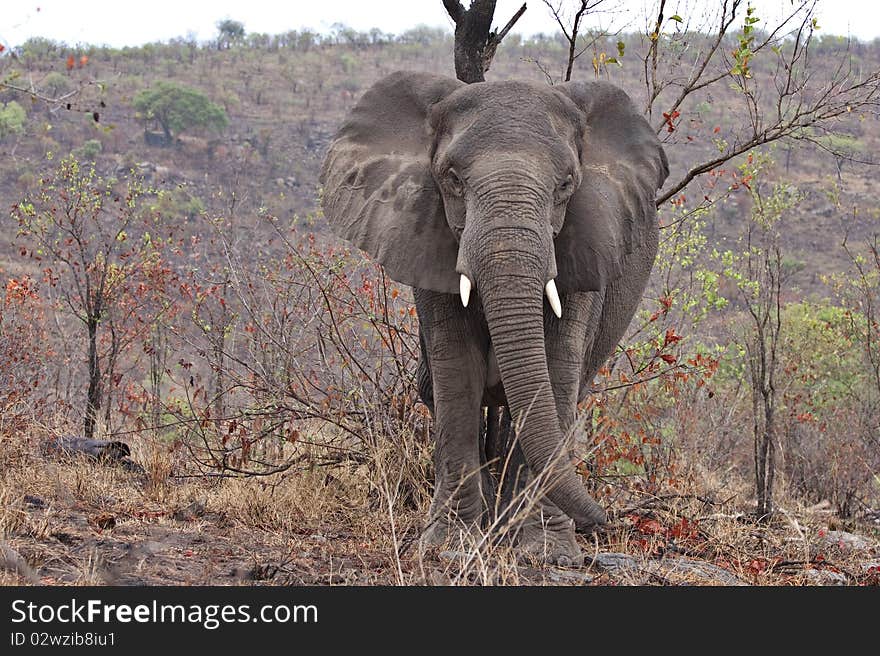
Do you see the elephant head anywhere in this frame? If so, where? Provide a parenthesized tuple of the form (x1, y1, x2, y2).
(320, 72, 668, 532)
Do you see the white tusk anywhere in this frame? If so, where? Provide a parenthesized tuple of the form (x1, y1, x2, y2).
(460, 274, 471, 308)
(545, 279, 562, 319)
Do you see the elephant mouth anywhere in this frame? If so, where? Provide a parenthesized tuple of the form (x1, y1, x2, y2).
(459, 272, 563, 319)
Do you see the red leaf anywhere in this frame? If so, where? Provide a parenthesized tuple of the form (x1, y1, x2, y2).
(66, 55, 75, 70)
(663, 328, 683, 347)
(660, 354, 677, 365)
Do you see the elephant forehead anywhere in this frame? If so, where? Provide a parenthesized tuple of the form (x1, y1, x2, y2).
(445, 79, 565, 110)
(439, 81, 583, 132)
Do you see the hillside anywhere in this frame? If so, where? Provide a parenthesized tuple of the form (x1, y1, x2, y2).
(2, 29, 879, 281)
(1, 24, 879, 587)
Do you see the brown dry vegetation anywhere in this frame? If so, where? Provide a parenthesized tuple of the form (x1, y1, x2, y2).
(2, 415, 877, 586)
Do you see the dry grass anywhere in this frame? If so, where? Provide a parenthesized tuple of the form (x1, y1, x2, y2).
(1, 420, 877, 587)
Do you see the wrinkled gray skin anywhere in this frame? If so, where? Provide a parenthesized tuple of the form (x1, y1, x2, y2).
(321, 72, 668, 564)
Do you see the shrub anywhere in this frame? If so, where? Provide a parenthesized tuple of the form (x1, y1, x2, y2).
(0, 102, 26, 140)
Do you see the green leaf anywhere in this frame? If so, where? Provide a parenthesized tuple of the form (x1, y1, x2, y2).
(670, 14, 683, 23)
(617, 40, 625, 57)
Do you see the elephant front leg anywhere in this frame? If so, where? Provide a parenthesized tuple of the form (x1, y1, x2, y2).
(414, 289, 488, 549)
(515, 291, 603, 565)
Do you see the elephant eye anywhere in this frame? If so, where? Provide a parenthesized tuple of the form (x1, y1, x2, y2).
(446, 168, 464, 196)
(555, 173, 575, 203)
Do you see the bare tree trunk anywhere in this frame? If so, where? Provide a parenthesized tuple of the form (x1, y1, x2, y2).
(747, 244, 782, 518)
(211, 282, 231, 431)
(443, 0, 526, 83)
(103, 324, 121, 430)
(84, 316, 101, 440)
(149, 325, 168, 436)
(755, 390, 776, 516)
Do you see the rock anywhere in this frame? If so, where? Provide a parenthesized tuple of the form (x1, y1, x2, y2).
(546, 568, 594, 585)
(92, 512, 116, 530)
(173, 501, 206, 522)
(125, 541, 162, 558)
(590, 552, 642, 573)
(655, 557, 747, 586)
(23, 495, 46, 509)
(428, 569, 452, 585)
(860, 560, 880, 575)
(120, 459, 146, 474)
(820, 530, 875, 553)
(0, 542, 40, 584)
(590, 552, 748, 586)
(438, 550, 469, 563)
(805, 568, 848, 585)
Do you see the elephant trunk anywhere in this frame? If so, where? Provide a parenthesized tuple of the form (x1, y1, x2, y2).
(461, 216, 606, 532)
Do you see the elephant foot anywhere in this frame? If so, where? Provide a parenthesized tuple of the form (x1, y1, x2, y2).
(419, 515, 484, 554)
(510, 499, 586, 567)
(516, 520, 584, 567)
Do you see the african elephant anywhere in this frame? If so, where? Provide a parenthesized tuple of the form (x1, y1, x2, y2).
(320, 71, 668, 564)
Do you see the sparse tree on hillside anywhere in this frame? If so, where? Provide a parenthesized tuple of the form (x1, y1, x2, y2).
(12, 157, 176, 440)
(39, 72, 74, 99)
(217, 19, 246, 50)
(0, 101, 26, 140)
(133, 81, 228, 145)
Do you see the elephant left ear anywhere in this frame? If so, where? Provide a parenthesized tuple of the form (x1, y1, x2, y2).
(553, 82, 669, 292)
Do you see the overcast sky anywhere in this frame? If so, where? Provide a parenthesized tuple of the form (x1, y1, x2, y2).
(2, 0, 877, 49)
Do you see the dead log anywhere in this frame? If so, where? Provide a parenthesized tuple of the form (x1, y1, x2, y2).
(44, 436, 145, 473)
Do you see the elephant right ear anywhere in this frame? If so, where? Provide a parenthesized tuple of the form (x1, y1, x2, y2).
(320, 72, 464, 294)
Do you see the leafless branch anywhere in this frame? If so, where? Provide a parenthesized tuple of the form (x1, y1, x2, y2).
(483, 3, 528, 72)
(655, 0, 880, 206)
(542, 0, 611, 81)
(443, 0, 466, 23)
(643, 0, 667, 114)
